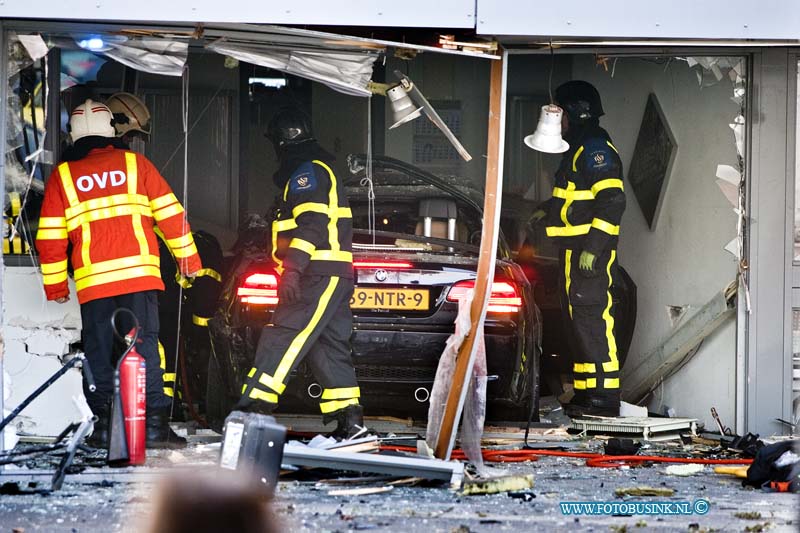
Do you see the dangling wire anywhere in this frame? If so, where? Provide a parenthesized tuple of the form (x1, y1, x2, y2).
(170, 64, 190, 420)
(360, 95, 376, 245)
(548, 39, 555, 105)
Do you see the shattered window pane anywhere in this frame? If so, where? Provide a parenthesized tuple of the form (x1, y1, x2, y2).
(3, 33, 50, 258)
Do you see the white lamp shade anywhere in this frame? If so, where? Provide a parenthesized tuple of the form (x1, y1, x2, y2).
(524, 104, 569, 154)
(387, 83, 423, 129)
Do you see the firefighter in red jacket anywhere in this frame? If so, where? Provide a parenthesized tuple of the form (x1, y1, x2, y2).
(35, 99, 202, 447)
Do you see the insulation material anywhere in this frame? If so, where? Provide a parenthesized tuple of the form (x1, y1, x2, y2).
(102, 38, 188, 77)
(207, 40, 377, 97)
(426, 289, 488, 472)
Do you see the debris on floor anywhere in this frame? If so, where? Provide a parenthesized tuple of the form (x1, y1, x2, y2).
(461, 474, 534, 496)
(665, 463, 705, 476)
(614, 486, 676, 497)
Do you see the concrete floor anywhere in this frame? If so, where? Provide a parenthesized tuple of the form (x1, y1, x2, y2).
(0, 441, 797, 532)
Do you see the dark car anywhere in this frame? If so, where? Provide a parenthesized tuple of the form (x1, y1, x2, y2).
(204, 155, 542, 428)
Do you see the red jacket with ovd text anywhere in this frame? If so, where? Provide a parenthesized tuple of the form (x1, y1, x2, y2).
(35, 146, 202, 304)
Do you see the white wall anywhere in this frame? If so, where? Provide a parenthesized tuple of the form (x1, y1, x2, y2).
(572, 56, 741, 428)
(2, 267, 88, 437)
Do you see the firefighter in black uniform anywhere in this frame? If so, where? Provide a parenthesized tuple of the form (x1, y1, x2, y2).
(236, 107, 363, 439)
(530, 81, 626, 417)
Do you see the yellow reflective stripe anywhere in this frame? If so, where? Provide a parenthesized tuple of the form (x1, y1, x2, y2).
(274, 219, 298, 232)
(125, 152, 138, 194)
(150, 193, 178, 211)
(591, 218, 620, 236)
(196, 268, 221, 282)
(75, 265, 161, 291)
(192, 315, 210, 327)
(591, 178, 624, 195)
(43, 271, 68, 285)
(164, 388, 174, 397)
(601, 250, 620, 377)
(241, 384, 247, 394)
(74, 254, 160, 280)
(560, 181, 575, 226)
(319, 397, 359, 414)
(606, 140, 619, 153)
(552, 187, 594, 201)
(166, 233, 194, 249)
(65, 193, 151, 223)
(292, 203, 353, 219)
(80, 223, 92, 267)
(274, 277, 340, 385)
(564, 249, 573, 318)
(321, 387, 361, 400)
(163, 373, 176, 382)
(572, 146, 585, 172)
(573, 363, 597, 374)
(250, 388, 279, 404)
(158, 342, 166, 370)
(247, 368, 256, 378)
(310, 250, 352, 262)
(41, 259, 68, 274)
(132, 214, 149, 256)
(175, 274, 193, 289)
(38, 217, 66, 229)
(290, 238, 316, 255)
(259, 373, 286, 395)
(153, 203, 184, 221)
(546, 224, 591, 237)
(36, 228, 68, 240)
(585, 378, 597, 388)
(293, 202, 329, 217)
(9, 192, 21, 216)
(313, 160, 342, 255)
(58, 163, 79, 207)
(66, 203, 153, 232)
(574, 379, 586, 390)
(172, 241, 199, 259)
(603, 378, 620, 389)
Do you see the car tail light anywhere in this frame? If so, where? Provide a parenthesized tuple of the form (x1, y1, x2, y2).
(238, 272, 279, 305)
(353, 260, 414, 269)
(447, 279, 523, 313)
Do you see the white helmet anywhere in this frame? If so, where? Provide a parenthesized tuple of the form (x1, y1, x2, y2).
(69, 99, 115, 142)
(106, 92, 151, 137)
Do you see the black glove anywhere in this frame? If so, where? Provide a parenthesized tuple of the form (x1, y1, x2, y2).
(278, 270, 302, 304)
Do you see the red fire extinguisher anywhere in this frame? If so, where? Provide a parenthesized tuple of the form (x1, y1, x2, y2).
(119, 328, 147, 465)
(108, 309, 147, 466)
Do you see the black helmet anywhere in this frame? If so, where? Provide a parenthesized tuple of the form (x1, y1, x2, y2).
(266, 107, 314, 149)
(555, 80, 604, 123)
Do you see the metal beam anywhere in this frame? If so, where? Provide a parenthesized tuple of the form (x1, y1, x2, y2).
(622, 283, 736, 404)
(282, 446, 464, 489)
(433, 48, 507, 460)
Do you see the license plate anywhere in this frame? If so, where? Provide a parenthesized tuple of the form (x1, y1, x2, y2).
(351, 288, 429, 310)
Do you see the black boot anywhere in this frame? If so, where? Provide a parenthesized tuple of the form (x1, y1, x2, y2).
(86, 403, 110, 449)
(564, 392, 620, 418)
(146, 407, 187, 449)
(322, 404, 366, 440)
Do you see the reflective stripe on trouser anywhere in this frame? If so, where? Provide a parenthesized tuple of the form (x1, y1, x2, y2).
(158, 341, 177, 398)
(239, 275, 359, 412)
(558, 248, 621, 392)
(79, 290, 170, 412)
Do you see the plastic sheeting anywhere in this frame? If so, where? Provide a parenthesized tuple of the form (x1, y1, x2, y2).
(206, 40, 377, 97)
(426, 289, 488, 473)
(102, 38, 188, 77)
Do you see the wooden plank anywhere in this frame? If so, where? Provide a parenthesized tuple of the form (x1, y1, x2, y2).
(434, 48, 507, 460)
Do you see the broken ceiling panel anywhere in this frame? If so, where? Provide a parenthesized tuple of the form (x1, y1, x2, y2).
(207, 39, 378, 97)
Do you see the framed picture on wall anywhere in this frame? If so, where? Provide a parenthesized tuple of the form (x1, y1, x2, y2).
(627, 93, 677, 230)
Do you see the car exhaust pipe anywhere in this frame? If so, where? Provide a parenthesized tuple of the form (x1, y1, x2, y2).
(307, 383, 322, 399)
(414, 387, 430, 403)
